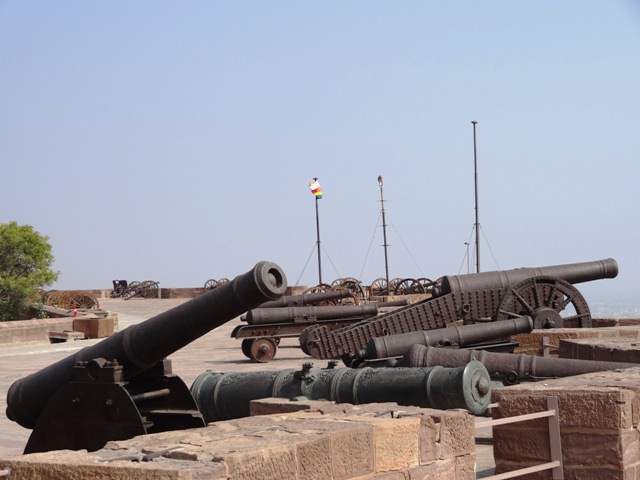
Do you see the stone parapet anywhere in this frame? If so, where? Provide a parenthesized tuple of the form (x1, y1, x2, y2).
(0, 312, 117, 345)
(0, 401, 476, 480)
(512, 326, 640, 357)
(559, 337, 640, 363)
(492, 366, 640, 479)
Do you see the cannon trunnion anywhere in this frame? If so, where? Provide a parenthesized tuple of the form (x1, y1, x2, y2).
(6, 261, 288, 454)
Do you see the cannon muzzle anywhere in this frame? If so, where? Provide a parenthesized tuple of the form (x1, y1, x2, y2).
(7, 261, 287, 430)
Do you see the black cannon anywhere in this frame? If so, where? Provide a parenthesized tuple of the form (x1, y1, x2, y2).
(190, 360, 492, 420)
(258, 288, 357, 308)
(300, 258, 618, 361)
(233, 301, 406, 363)
(397, 344, 639, 385)
(244, 304, 379, 325)
(354, 316, 536, 366)
(6, 261, 287, 454)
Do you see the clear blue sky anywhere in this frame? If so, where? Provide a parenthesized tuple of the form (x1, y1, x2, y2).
(1, 2, 638, 305)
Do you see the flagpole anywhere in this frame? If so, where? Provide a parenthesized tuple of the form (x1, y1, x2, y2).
(377, 175, 390, 290)
(472, 120, 480, 273)
(313, 177, 323, 284)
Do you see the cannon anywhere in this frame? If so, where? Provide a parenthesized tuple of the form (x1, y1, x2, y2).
(244, 304, 379, 325)
(396, 344, 639, 385)
(353, 316, 536, 366)
(190, 360, 492, 420)
(6, 261, 287, 454)
(299, 258, 618, 361)
(258, 288, 357, 308)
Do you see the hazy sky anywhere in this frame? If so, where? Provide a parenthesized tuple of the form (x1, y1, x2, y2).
(1, 2, 639, 306)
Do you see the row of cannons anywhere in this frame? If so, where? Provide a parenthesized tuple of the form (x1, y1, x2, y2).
(233, 257, 618, 362)
(6, 258, 628, 455)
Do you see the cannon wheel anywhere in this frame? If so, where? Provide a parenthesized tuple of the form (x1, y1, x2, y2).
(417, 277, 436, 295)
(494, 276, 592, 328)
(204, 279, 217, 290)
(394, 278, 425, 295)
(331, 286, 359, 305)
(241, 338, 254, 359)
(339, 278, 365, 303)
(369, 278, 389, 297)
(303, 284, 332, 295)
(249, 337, 278, 363)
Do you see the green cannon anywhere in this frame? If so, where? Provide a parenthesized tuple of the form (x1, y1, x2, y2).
(190, 360, 492, 420)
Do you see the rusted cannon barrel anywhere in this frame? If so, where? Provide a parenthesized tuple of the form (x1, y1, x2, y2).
(434, 258, 618, 297)
(361, 316, 534, 361)
(244, 303, 378, 325)
(399, 344, 638, 381)
(6, 261, 287, 430)
(190, 360, 492, 420)
(258, 288, 355, 308)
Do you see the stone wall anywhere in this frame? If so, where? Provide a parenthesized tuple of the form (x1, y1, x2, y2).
(511, 326, 640, 357)
(492, 366, 640, 479)
(0, 313, 117, 344)
(0, 400, 477, 480)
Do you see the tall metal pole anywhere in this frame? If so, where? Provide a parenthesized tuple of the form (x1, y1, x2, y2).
(378, 175, 390, 289)
(314, 178, 323, 285)
(472, 121, 480, 273)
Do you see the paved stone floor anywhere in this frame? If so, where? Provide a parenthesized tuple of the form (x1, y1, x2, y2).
(0, 297, 495, 476)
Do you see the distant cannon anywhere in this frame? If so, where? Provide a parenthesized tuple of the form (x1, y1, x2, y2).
(6, 261, 287, 453)
(300, 258, 618, 361)
(258, 288, 357, 308)
(190, 360, 493, 420)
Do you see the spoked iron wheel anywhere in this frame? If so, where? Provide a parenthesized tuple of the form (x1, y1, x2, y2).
(369, 278, 389, 297)
(494, 276, 591, 328)
(394, 278, 425, 295)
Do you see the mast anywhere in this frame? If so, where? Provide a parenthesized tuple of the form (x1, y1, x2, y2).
(378, 175, 390, 289)
(472, 121, 480, 273)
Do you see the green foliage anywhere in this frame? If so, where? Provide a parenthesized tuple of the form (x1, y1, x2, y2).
(0, 221, 59, 321)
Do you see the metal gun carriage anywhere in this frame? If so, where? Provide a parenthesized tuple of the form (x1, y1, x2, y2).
(232, 289, 408, 362)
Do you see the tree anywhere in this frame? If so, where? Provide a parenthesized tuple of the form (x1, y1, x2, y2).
(0, 221, 59, 321)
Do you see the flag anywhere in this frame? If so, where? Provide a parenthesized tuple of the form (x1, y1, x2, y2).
(309, 179, 323, 199)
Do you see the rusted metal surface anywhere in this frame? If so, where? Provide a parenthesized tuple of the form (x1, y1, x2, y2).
(190, 360, 492, 421)
(6, 261, 287, 453)
(299, 258, 618, 361)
